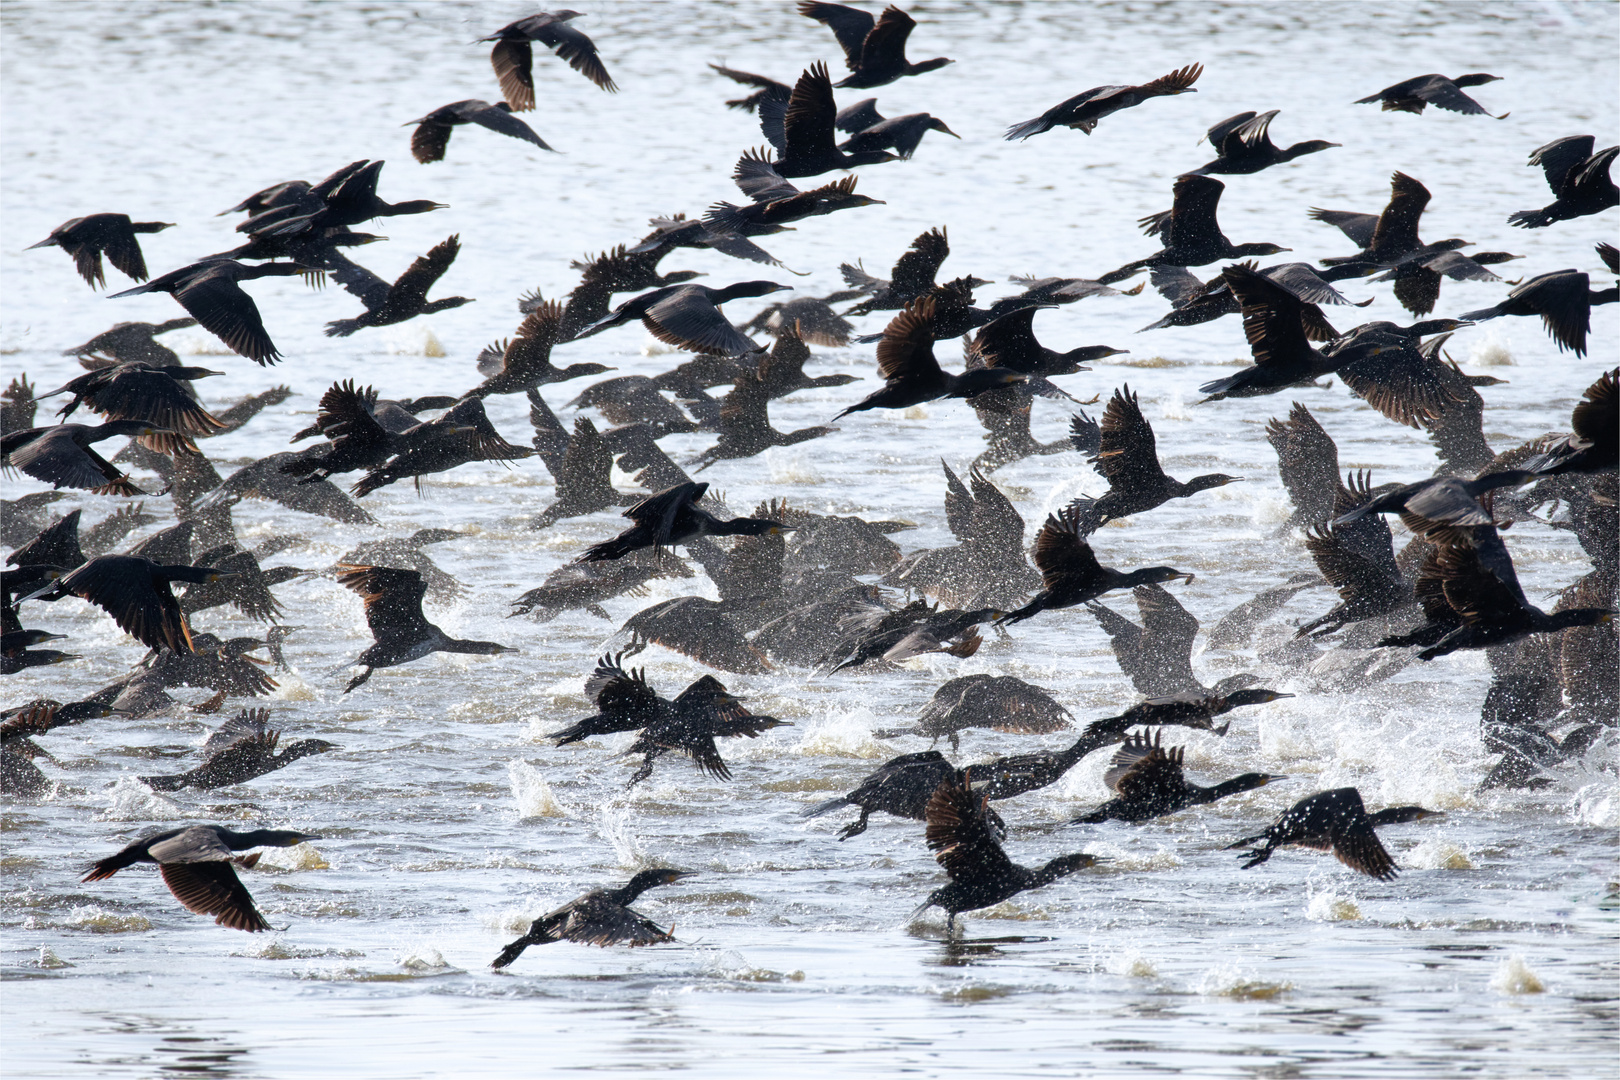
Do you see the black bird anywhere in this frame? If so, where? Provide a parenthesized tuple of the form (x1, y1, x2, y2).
(405, 100, 555, 162)
(325, 235, 472, 337)
(691, 364, 836, 472)
(492, 868, 693, 970)
(578, 481, 789, 562)
(713, 151, 886, 234)
(1459, 269, 1615, 358)
(510, 549, 691, 621)
(82, 825, 320, 931)
(223, 160, 369, 225)
(834, 97, 958, 158)
(1354, 73, 1505, 117)
(1188, 110, 1339, 176)
(1071, 732, 1287, 823)
(467, 301, 611, 398)
(1099, 175, 1289, 285)
(1082, 683, 1296, 744)
(1335, 470, 1533, 528)
(528, 416, 634, 530)
(709, 63, 789, 112)
(277, 380, 422, 484)
(246, 159, 446, 238)
(821, 602, 998, 671)
(41, 361, 224, 453)
(2, 421, 162, 495)
(1527, 368, 1617, 476)
(1367, 247, 1522, 317)
(1141, 262, 1362, 337)
(27, 213, 176, 288)
(833, 297, 1026, 419)
(549, 653, 787, 785)
(804, 751, 1007, 840)
(841, 226, 957, 314)
(873, 674, 1072, 751)
(108, 260, 310, 364)
(756, 62, 901, 178)
(479, 10, 617, 108)
(1294, 472, 1414, 638)
(797, 2, 953, 88)
(2, 630, 78, 674)
(998, 505, 1193, 625)
(740, 292, 857, 347)
(1068, 385, 1242, 534)
(336, 565, 515, 692)
(1311, 171, 1449, 281)
(919, 770, 1102, 935)
(1006, 63, 1201, 140)
(61, 318, 198, 366)
(576, 280, 791, 357)
(1087, 584, 1260, 699)
(351, 396, 533, 497)
(1227, 787, 1443, 880)
(140, 708, 337, 791)
(58, 555, 235, 653)
(751, 320, 859, 397)
(971, 306, 1125, 378)
(882, 461, 1040, 609)
(1509, 136, 1618, 229)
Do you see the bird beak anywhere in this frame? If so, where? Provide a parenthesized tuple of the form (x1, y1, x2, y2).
(937, 123, 961, 139)
(1262, 775, 1288, 785)
(665, 869, 698, 883)
(32, 632, 69, 644)
(1177, 572, 1196, 584)
(206, 571, 242, 582)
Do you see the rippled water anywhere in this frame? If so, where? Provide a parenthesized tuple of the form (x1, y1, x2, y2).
(2, 1, 1616, 1076)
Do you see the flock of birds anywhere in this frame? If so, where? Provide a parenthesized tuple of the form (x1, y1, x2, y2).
(3, 4, 1616, 962)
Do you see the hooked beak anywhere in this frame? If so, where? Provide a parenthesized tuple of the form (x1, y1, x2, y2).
(936, 123, 961, 139)
(1177, 572, 1196, 584)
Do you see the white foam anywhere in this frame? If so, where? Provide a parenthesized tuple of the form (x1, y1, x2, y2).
(97, 776, 186, 822)
(508, 759, 567, 819)
(1467, 328, 1514, 367)
(1105, 949, 1157, 977)
(1490, 954, 1544, 994)
(1568, 782, 1619, 827)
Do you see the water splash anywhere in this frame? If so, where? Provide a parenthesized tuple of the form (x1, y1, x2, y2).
(1403, 839, 1473, 870)
(97, 776, 185, 822)
(257, 842, 329, 871)
(1306, 887, 1363, 922)
(1105, 949, 1157, 977)
(1490, 955, 1544, 994)
(508, 760, 567, 819)
(599, 801, 645, 868)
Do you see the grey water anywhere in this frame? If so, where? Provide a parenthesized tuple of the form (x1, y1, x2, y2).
(1, 1, 1616, 1076)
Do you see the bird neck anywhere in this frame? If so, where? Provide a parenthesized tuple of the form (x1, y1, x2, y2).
(1199, 774, 1272, 804)
(1183, 473, 1233, 494)
(444, 638, 510, 655)
(276, 741, 329, 763)
(907, 57, 953, 75)
(1366, 806, 1434, 826)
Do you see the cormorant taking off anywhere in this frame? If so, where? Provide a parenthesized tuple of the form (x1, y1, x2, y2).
(1227, 787, 1443, 880)
(405, 100, 555, 163)
(578, 482, 789, 562)
(492, 869, 694, 970)
(1069, 731, 1286, 823)
(1354, 73, 1505, 117)
(336, 564, 515, 692)
(998, 505, 1193, 624)
(1006, 64, 1201, 140)
(27, 214, 176, 289)
(797, 2, 953, 89)
(478, 10, 617, 108)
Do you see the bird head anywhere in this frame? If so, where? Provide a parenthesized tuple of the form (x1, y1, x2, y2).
(1189, 473, 1244, 492)
(1223, 688, 1294, 708)
(927, 117, 961, 139)
(1041, 852, 1104, 879)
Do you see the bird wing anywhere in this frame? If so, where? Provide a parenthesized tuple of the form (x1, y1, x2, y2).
(172, 268, 279, 365)
(533, 21, 617, 93)
(1570, 367, 1617, 446)
(1435, 539, 1530, 627)
(861, 5, 918, 66)
(10, 428, 133, 493)
(1031, 506, 1104, 590)
(335, 564, 433, 642)
(558, 895, 672, 946)
(643, 291, 759, 358)
(1266, 402, 1339, 517)
(1224, 264, 1313, 372)
(584, 652, 662, 718)
(201, 707, 271, 753)
(1105, 733, 1186, 800)
(1168, 174, 1226, 248)
(87, 368, 223, 438)
(939, 460, 974, 539)
(100, 220, 152, 282)
(733, 148, 800, 201)
(498, 300, 566, 381)
(890, 227, 950, 297)
(624, 598, 771, 675)
(387, 235, 461, 312)
(327, 254, 394, 313)
(925, 771, 1018, 883)
(60, 555, 191, 653)
(782, 62, 841, 162)
(1370, 172, 1430, 255)
(1262, 263, 1358, 307)
(1412, 75, 1490, 115)
(1204, 110, 1258, 151)
(798, 1, 875, 70)
(1094, 385, 1168, 489)
(967, 466, 1026, 551)
(489, 39, 536, 111)
(970, 676, 1073, 733)
(159, 860, 271, 930)
(1335, 338, 1455, 428)
(1230, 109, 1280, 150)
(147, 826, 237, 863)
(621, 480, 706, 535)
(462, 101, 554, 151)
(1150, 265, 1209, 307)
(1309, 209, 1380, 249)
(875, 297, 944, 381)
(1135, 581, 1200, 662)
(1514, 271, 1593, 356)
(409, 121, 454, 165)
(1329, 818, 1398, 880)
(835, 97, 886, 133)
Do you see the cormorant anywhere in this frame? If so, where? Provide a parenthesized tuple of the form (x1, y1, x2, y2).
(108, 260, 311, 365)
(833, 297, 1025, 419)
(1087, 584, 1260, 698)
(797, 2, 953, 88)
(42, 361, 224, 453)
(351, 396, 533, 498)
(58, 555, 234, 653)
(1070, 731, 1287, 823)
(1006, 63, 1201, 140)
(873, 674, 1072, 750)
(1354, 73, 1504, 117)
(61, 318, 198, 367)
(405, 100, 555, 162)
(140, 708, 337, 791)
(1459, 269, 1615, 358)
(1509, 136, 1618, 229)
(325, 235, 472, 337)
(1188, 110, 1338, 176)
(83, 825, 320, 931)
(1227, 787, 1443, 880)
(1266, 402, 1341, 529)
(834, 98, 958, 158)
(27, 213, 175, 289)
(509, 549, 692, 621)
(713, 151, 885, 233)
(2, 421, 162, 495)
(1081, 687, 1293, 740)
(578, 481, 789, 562)
(1099, 175, 1288, 285)
(755, 62, 900, 178)
(479, 10, 617, 108)
(919, 770, 1102, 934)
(576, 280, 791, 357)
(467, 301, 611, 398)
(1526, 368, 1617, 476)
(997, 505, 1193, 625)
(971, 306, 1124, 378)
(491, 869, 695, 970)
(336, 565, 515, 692)
(1140, 262, 1359, 337)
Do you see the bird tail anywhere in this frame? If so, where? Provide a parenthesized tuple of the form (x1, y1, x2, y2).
(1455, 304, 1504, 323)
(1004, 115, 1053, 142)
(81, 851, 143, 882)
(801, 796, 852, 819)
(324, 319, 363, 338)
(1506, 209, 1551, 229)
(137, 773, 187, 792)
(996, 599, 1042, 626)
(577, 537, 637, 563)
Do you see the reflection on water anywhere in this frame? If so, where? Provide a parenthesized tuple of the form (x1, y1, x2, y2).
(2, 0, 1617, 1076)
